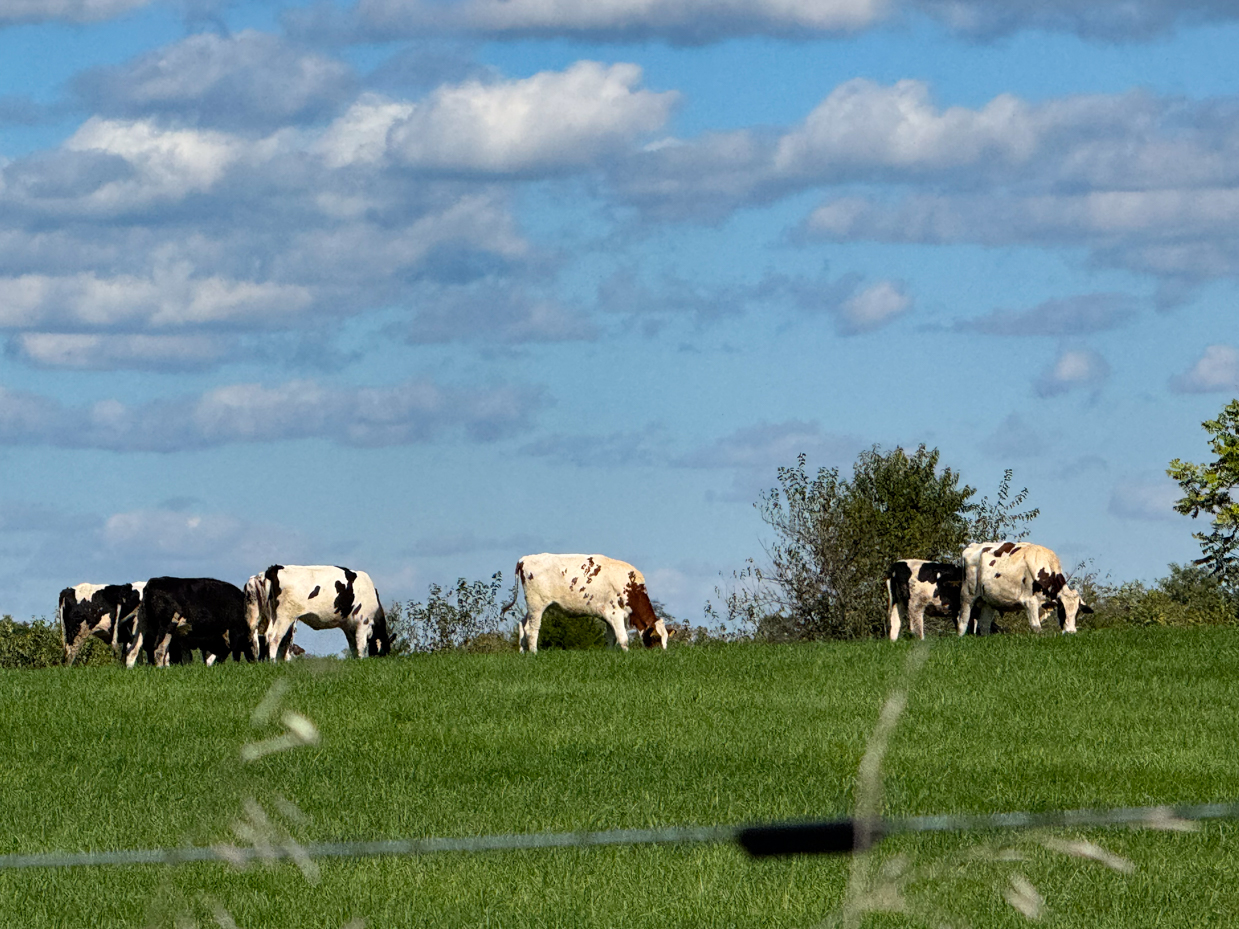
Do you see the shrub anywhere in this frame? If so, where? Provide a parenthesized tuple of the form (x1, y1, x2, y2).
(1078, 563, 1238, 629)
(389, 574, 515, 654)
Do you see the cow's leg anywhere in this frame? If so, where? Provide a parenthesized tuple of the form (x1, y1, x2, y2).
(350, 622, 370, 659)
(957, 596, 975, 636)
(1024, 598, 1043, 633)
(266, 616, 296, 662)
(975, 603, 998, 636)
(888, 599, 903, 641)
(603, 610, 629, 651)
(910, 603, 926, 640)
(521, 606, 545, 654)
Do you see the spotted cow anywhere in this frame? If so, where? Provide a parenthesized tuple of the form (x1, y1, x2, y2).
(500, 553, 670, 654)
(58, 582, 145, 664)
(244, 564, 390, 661)
(958, 541, 1093, 636)
(127, 577, 256, 667)
(886, 560, 963, 640)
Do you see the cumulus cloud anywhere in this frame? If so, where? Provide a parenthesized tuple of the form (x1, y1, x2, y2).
(404, 285, 597, 344)
(614, 80, 1239, 283)
(0, 0, 153, 26)
(1169, 344, 1239, 393)
(0, 376, 545, 451)
(9, 332, 235, 369)
(832, 280, 910, 334)
(1034, 348, 1110, 397)
(72, 31, 357, 130)
(322, 62, 676, 175)
(1108, 478, 1182, 521)
(285, 0, 1239, 43)
(296, 0, 885, 43)
(960, 294, 1138, 337)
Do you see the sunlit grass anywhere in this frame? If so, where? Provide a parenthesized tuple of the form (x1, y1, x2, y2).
(1, 625, 1236, 927)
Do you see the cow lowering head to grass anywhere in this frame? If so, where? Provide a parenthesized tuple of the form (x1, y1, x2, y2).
(58, 582, 145, 664)
(886, 560, 963, 640)
(244, 564, 390, 661)
(499, 553, 671, 654)
(127, 577, 255, 667)
(958, 541, 1093, 636)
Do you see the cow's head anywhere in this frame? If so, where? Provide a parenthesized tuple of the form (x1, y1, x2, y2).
(368, 600, 392, 657)
(623, 573, 671, 650)
(1055, 586, 1093, 633)
(640, 619, 673, 649)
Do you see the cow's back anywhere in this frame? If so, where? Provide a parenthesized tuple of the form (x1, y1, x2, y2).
(518, 553, 633, 611)
(264, 564, 380, 626)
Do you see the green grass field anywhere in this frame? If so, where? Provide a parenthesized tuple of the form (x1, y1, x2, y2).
(2, 626, 1237, 928)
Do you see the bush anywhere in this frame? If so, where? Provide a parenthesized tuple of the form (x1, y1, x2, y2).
(389, 574, 516, 654)
(1083, 563, 1239, 629)
(0, 615, 62, 668)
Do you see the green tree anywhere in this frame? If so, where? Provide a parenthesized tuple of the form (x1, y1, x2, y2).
(1168, 398, 1239, 586)
(389, 573, 512, 653)
(735, 445, 978, 640)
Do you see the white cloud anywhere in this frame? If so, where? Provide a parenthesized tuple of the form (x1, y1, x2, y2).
(1034, 348, 1110, 397)
(0, 376, 546, 451)
(0, 268, 312, 330)
(382, 62, 676, 175)
(1108, 479, 1182, 521)
(10, 332, 233, 369)
(1169, 344, 1239, 393)
(833, 280, 910, 334)
(342, 0, 885, 42)
(73, 31, 357, 130)
(960, 294, 1138, 337)
(0, 0, 152, 26)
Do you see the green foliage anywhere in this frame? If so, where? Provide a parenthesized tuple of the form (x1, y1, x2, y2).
(0, 615, 64, 669)
(1168, 398, 1239, 585)
(1081, 563, 1239, 628)
(388, 573, 515, 654)
(718, 445, 979, 640)
(965, 467, 1040, 541)
(533, 604, 606, 650)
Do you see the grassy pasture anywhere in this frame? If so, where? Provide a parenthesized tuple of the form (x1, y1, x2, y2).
(1, 626, 1237, 928)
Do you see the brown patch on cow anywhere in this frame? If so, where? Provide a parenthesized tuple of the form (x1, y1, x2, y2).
(307, 585, 320, 599)
(623, 572, 659, 632)
(570, 577, 579, 587)
(993, 541, 1018, 557)
(989, 560, 996, 566)
(994, 573, 1001, 578)
(981, 546, 992, 553)
(1032, 568, 1066, 600)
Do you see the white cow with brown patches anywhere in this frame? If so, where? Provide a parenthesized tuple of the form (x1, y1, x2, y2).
(958, 541, 1092, 636)
(500, 553, 670, 654)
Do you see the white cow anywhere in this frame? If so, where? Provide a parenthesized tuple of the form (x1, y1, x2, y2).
(500, 553, 670, 654)
(244, 564, 390, 660)
(958, 541, 1092, 635)
(58, 581, 145, 664)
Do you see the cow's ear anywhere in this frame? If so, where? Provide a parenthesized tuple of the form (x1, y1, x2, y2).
(1080, 603, 1095, 614)
(668, 627, 675, 637)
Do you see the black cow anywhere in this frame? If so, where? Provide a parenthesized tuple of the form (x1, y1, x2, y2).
(127, 577, 256, 668)
(886, 560, 964, 640)
(58, 582, 145, 664)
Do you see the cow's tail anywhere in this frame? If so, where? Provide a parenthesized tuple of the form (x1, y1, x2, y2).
(499, 562, 524, 619)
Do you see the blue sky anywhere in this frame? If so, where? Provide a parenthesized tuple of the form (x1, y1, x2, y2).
(2, 0, 1237, 652)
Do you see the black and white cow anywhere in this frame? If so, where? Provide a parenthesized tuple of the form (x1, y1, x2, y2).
(126, 577, 255, 667)
(886, 560, 963, 640)
(58, 582, 146, 664)
(958, 541, 1093, 636)
(243, 565, 390, 661)
(500, 553, 670, 654)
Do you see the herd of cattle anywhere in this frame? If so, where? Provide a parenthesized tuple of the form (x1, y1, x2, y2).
(886, 541, 1092, 640)
(57, 543, 1089, 665)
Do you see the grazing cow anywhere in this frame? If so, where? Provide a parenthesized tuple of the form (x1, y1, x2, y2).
(243, 565, 390, 661)
(886, 560, 963, 640)
(127, 577, 255, 668)
(500, 553, 670, 654)
(958, 542, 1093, 636)
(58, 582, 146, 664)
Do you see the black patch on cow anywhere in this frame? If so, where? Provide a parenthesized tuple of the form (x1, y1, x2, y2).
(308, 585, 320, 599)
(993, 542, 1018, 557)
(333, 566, 358, 620)
(264, 564, 284, 613)
(1032, 568, 1066, 600)
(892, 561, 964, 616)
(888, 561, 914, 608)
